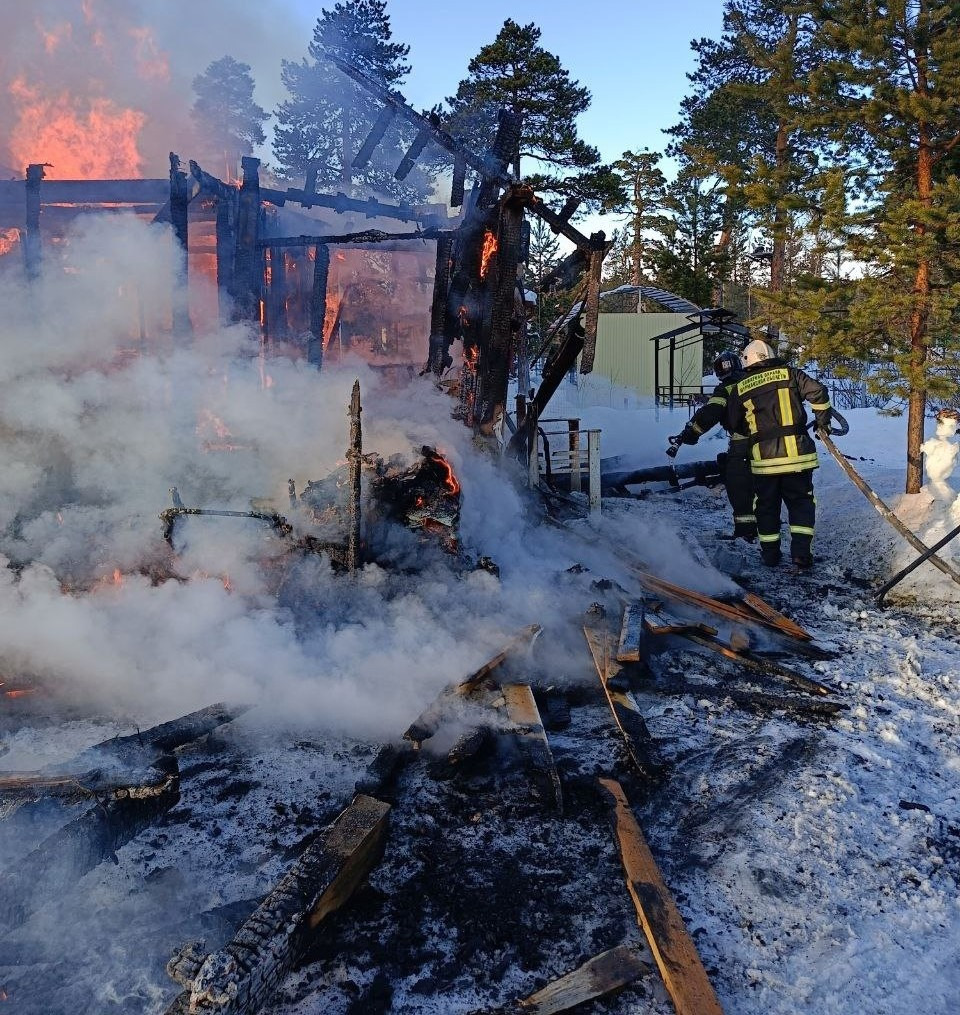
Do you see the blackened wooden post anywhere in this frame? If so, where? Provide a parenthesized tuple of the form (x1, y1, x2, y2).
(308, 244, 330, 368)
(480, 187, 525, 433)
(169, 153, 192, 336)
(215, 187, 237, 325)
(24, 163, 44, 280)
(427, 234, 453, 374)
(579, 231, 606, 374)
(233, 156, 262, 325)
(265, 245, 288, 342)
(347, 380, 362, 572)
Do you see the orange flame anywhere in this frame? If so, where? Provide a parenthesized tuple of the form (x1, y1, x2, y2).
(0, 228, 19, 258)
(4, 689, 35, 700)
(8, 77, 145, 178)
(112, 568, 123, 586)
(479, 230, 498, 279)
(434, 452, 461, 496)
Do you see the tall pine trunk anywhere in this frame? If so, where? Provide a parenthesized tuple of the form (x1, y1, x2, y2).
(906, 124, 932, 494)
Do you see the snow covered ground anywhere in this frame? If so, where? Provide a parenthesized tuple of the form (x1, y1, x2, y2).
(5, 380, 960, 1014)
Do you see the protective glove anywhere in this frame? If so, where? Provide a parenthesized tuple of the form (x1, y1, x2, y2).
(814, 408, 833, 433)
(680, 426, 699, 445)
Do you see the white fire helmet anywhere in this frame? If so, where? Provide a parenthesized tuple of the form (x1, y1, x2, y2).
(741, 339, 776, 367)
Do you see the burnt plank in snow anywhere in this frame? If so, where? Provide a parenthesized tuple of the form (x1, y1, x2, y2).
(616, 602, 646, 662)
(166, 794, 390, 1014)
(599, 778, 724, 1015)
(583, 622, 660, 780)
(516, 942, 651, 1014)
(501, 683, 563, 813)
(403, 624, 542, 746)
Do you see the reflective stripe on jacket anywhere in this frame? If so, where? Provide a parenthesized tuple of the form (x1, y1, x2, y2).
(725, 360, 830, 475)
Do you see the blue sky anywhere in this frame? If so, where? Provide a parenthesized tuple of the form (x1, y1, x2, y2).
(286, 0, 724, 165)
(283, 0, 725, 232)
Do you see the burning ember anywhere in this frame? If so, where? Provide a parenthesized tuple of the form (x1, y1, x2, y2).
(479, 229, 498, 279)
(0, 228, 20, 258)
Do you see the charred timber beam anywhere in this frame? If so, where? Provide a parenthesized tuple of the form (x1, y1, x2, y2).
(23, 163, 44, 280)
(395, 125, 434, 180)
(451, 152, 467, 207)
(477, 110, 521, 209)
(479, 191, 525, 430)
(216, 189, 238, 325)
(308, 244, 329, 368)
(529, 195, 603, 254)
(264, 245, 288, 341)
(0, 763, 179, 931)
(427, 234, 454, 374)
(257, 227, 454, 249)
(599, 778, 725, 1015)
(169, 153, 192, 336)
(260, 186, 445, 226)
(347, 380, 362, 571)
(0, 178, 168, 208)
(165, 794, 391, 1015)
(188, 159, 231, 199)
(353, 105, 396, 168)
(233, 156, 262, 324)
(579, 234, 606, 374)
(321, 49, 511, 186)
(582, 619, 661, 781)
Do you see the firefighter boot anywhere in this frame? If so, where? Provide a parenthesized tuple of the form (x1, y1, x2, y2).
(791, 534, 814, 570)
(760, 538, 782, 567)
(733, 521, 758, 543)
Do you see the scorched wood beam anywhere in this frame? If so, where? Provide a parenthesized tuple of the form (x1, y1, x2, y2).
(256, 227, 455, 248)
(164, 794, 391, 1015)
(169, 153, 192, 336)
(260, 186, 445, 226)
(233, 156, 262, 325)
(23, 163, 44, 280)
(308, 244, 329, 368)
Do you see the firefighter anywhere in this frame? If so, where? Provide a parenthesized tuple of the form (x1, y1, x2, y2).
(668, 350, 757, 541)
(725, 339, 833, 568)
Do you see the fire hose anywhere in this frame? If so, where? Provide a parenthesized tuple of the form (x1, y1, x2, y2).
(814, 411, 960, 597)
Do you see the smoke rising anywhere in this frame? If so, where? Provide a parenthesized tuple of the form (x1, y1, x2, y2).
(0, 212, 713, 743)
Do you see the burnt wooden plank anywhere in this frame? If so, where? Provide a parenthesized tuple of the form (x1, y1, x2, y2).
(501, 683, 563, 813)
(636, 570, 782, 635)
(168, 794, 390, 1014)
(517, 942, 651, 1014)
(737, 590, 813, 642)
(616, 601, 646, 662)
(353, 105, 397, 169)
(0, 178, 168, 206)
(403, 625, 542, 746)
(599, 778, 724, 1015)
(654, 679, 847, 719)
(583, 622, 660, 780)
(664, 626, 837, 698)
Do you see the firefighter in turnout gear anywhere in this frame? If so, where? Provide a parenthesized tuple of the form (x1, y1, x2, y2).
(725, 339, 833, 569)
(668, 350, 757, 541)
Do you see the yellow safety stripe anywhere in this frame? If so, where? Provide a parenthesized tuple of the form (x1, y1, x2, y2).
(737, 367, 790, 395)
(759, 532, 781, 543)
(751, 454, 819, 475)
(789, 525, 815, 536)
(730, 433, 750, 443)
(690, 422, 703, 435)
(776, 386, 799, 460)
(809, 401, 831, 411)
(708, 396, 727, 407)
(743, 397, 758, 438)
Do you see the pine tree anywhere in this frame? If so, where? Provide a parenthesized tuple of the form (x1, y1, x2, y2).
(792, 0, 960, 493)
(669, 2, 824, 334)
(446, 19, 620, 210)
(525, 217, 563, 342)
(272, 0, 430, 200)
(191, 56, 269, 176)
(610, 150, 670, 289)
(651, 167, 726, 312)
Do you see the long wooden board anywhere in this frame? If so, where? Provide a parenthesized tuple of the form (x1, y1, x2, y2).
(616, 602, 646, 662)
(518, 942, 651, 1014)
(502, 683, 563, 813)
(736, 591, 812, 642)
(599, 778, 724, 1015)
(583, 622, 660, 780)
(636, 570, 796, 641)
